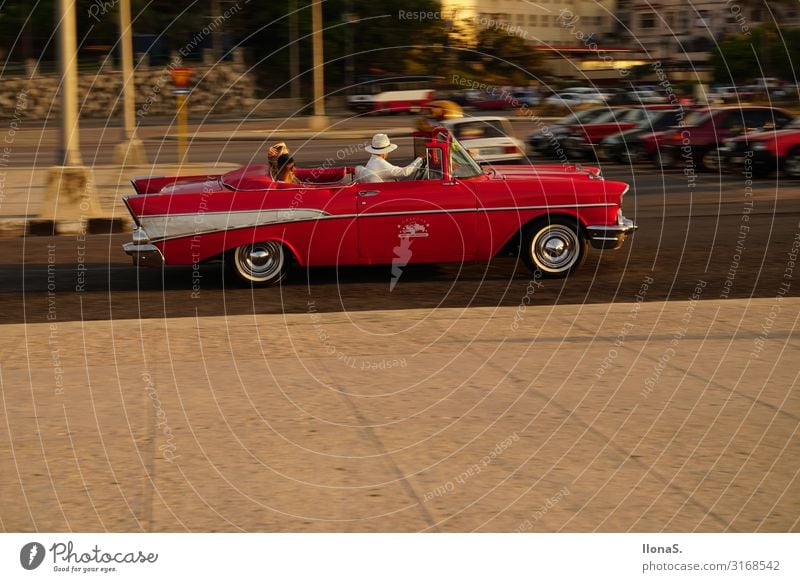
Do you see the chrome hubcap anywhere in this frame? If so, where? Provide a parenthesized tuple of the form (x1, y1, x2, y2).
(235, 241, 284, 281)
(533, 225, 579, 272)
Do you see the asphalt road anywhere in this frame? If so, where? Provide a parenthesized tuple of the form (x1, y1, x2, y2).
(2, 166, 797, 325)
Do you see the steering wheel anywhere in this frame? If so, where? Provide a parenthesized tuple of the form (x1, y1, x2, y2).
(410, 157, 428, 181)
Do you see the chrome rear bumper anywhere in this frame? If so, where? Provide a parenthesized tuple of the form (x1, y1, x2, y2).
(123, 228, 164, 267)
(586, 214, 637, 250)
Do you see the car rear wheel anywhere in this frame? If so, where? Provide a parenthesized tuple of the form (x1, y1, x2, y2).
(227, 241, 289, 286)
(785, 148, 800, 179)
(522, 219, 588, 278)
(625, 143, 647, 164)
(656, 147, 676, 169)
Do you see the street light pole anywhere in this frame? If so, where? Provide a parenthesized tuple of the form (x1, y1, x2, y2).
(44, 0, 101, 233)
(114, 0, 147, 165)
(56, 0, 82, 166)
(289, 0, 300, 102)
(309, 0, 327, 130)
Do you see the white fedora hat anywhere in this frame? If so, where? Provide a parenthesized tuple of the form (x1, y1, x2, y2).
(365, 133, 398, 154)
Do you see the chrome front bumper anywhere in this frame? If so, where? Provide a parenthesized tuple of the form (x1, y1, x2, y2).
(123, 227, 164, 267)
(586, 214, 638, 250)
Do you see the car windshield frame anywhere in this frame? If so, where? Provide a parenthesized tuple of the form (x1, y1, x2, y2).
(449, 134, 484, 179)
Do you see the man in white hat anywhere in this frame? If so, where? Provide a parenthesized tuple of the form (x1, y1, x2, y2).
(360, 133, 424, 182)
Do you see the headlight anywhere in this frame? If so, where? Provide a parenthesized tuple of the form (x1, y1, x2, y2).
(752, 142, 768, 151)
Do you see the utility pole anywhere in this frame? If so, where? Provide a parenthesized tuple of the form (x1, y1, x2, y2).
(289, 0, 300, 102)
(114, 0, 147, 165)
(211, 0, 222, 61)
(344, 5, 355, 92)
(309, 0, 327, 129)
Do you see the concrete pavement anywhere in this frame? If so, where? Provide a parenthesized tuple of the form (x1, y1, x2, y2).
(1, 297, 797, 532)
(0, 163, 238, 237)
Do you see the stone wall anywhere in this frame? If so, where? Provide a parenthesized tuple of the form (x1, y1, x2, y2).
(0, 54, 258, 121)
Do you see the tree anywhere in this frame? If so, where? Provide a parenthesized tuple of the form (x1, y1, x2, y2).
(448, 19, 545, 86)
(711, 24, 800, 84)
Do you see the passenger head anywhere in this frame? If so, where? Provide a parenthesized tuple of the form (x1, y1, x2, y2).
(276, 154, 296, 182)
(268, 142, 289, 174)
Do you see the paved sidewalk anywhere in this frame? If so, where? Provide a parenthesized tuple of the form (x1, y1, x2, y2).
(164, 126, 416, 142)
(1, 298, 797, 532)
(0, 163, 238, 237)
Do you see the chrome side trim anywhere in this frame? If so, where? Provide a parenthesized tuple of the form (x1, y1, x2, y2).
(139, 208, 331, 242)
(135, 203, 618, 244)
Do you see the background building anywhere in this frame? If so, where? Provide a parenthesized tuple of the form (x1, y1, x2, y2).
(442, 0, 644, 80)
(623, 0, 800, 65)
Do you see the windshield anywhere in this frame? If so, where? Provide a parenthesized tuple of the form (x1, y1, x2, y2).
(683, 111, 711, 127)
(618, 108, 653, 123)
(559, 108, 608, 125)
(584, 109, 619, 124)
(449, 135, 483, 178)
(637, 109, 681, 130)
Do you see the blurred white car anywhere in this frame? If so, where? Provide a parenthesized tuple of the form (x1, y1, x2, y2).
(628, 89, 667, 104)
(563, 86, 614, 102)
(545, 92, 605, 107)
(440, 116, 525, 164)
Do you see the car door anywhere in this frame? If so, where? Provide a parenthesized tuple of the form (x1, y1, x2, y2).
(355, 161, 478, 263)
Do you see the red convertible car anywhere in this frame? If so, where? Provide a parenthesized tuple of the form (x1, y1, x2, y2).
(122, 128, 636, 286)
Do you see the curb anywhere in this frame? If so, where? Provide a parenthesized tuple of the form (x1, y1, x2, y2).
(0, 218, 132, 238)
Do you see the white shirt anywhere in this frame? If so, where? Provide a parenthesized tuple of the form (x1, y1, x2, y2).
(361, 155, 423, 182)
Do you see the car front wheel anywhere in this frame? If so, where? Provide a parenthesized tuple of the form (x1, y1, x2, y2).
(522, 219, 588, 278)
(227, 241, 289, 286)
(701, 146, 722, 171)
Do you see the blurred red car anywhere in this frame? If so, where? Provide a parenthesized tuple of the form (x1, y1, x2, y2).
(654, 106, 794, 170)
(563, 105, 675, 159)
(720, 118, 800, 178)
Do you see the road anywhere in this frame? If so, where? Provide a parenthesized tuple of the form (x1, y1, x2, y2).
(1, 120, 798, 533)
(1, 163, 797, 325)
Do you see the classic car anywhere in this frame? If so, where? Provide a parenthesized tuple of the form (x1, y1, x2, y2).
(122, 127, 636, 286)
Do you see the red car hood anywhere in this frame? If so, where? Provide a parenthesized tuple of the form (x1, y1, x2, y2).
(492, 164, 602, 179)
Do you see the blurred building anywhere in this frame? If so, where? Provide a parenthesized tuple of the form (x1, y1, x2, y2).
(442, 0, 650, 80)
(618, 0, 800, 66)
(442, 0, 616, 46)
